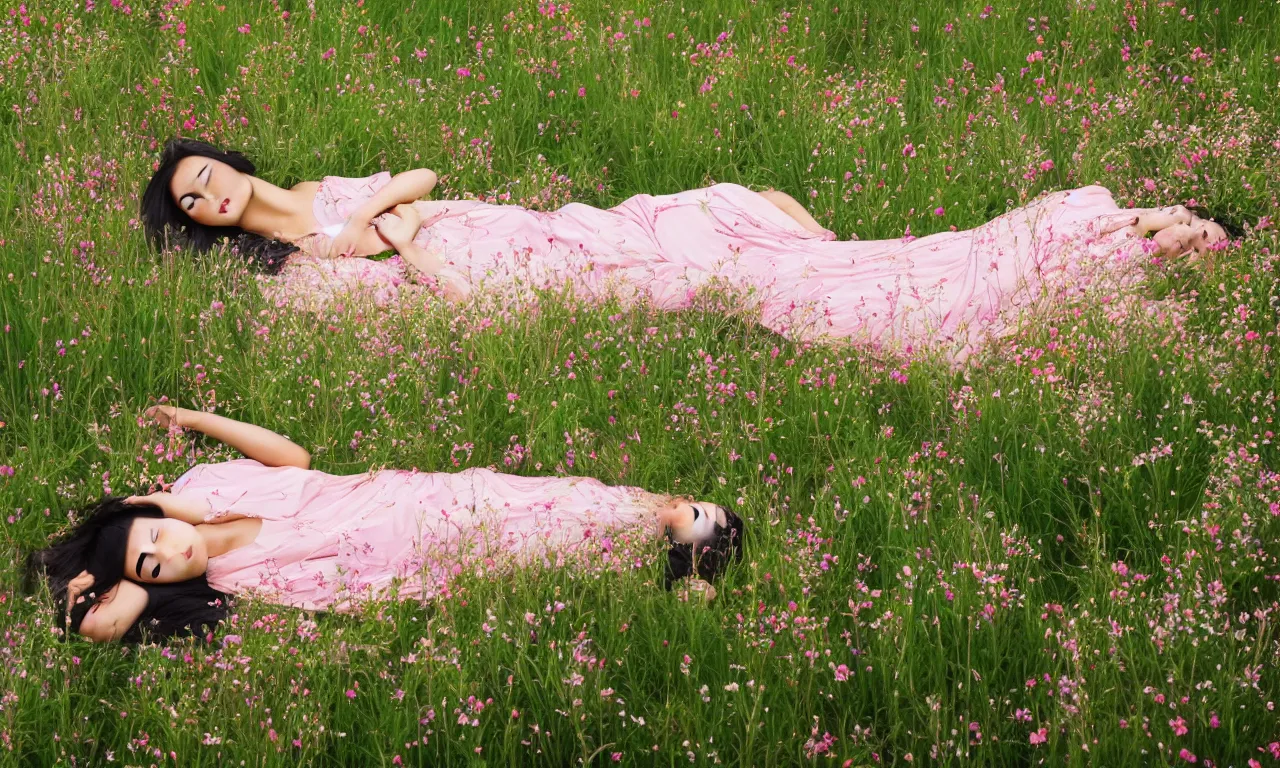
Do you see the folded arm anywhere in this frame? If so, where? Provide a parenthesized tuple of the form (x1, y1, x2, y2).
(374, 204, 472, 301)
(350, 168, 438, 225)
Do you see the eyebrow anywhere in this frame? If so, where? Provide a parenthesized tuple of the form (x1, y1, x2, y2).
(135, 552, 147, 578)
(181, 164, 209, 203)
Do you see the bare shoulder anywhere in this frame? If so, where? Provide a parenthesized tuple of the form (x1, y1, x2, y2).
(290, 180, 321, 194)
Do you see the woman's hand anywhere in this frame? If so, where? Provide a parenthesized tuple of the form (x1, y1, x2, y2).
(146, 405, 182, 430)
(66, 569, 96, 608)
(676, 578, 717, 603)
(125, 491, 210, 525)
(373, 204, 423, 249)
(328, 216, 372, 259)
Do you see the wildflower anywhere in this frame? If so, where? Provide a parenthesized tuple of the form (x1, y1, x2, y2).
(321, 48, 335, 60)
(457, 68, 471, 77)
(1029, 728, 1048, 745)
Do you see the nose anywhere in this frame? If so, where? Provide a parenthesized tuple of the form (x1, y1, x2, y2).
(154, 539, 182, 565)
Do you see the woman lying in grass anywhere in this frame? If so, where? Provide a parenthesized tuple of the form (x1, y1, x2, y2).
(29, 406, 743, 643)
(141, 138, 1231, 364)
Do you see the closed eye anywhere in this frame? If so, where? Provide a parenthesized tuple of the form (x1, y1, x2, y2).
(181, 164, 210, 211)
(151, 563, 161, 579)
(692, 505, 701, 520)
(151, 529, 158, 544)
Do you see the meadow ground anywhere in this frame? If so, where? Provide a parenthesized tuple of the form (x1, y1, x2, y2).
(1, 0, 1279, 765)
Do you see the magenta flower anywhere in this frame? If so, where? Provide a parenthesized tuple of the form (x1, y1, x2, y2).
(321, 47, 335, 60)
(457, 67, 471, 77)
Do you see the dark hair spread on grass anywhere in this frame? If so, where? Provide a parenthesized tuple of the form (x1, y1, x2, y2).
(25, 497, 163, 602)
(25, 497, 229, 644)
(139, 137, 298, 275)
(664, 507, 745, 589)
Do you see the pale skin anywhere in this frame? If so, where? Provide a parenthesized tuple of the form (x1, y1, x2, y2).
(1098, 204, 1229, 264)
(72, 406, 723, 641)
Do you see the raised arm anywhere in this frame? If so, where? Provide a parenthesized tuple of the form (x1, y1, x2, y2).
(71, 577, 149, 643)
(147, 405, 311, 469)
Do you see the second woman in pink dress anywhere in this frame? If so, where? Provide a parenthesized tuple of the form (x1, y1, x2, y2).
(142, 138, 1228, 363)
(33, 406, 741, 643)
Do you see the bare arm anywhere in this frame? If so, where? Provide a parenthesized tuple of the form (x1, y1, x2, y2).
(76, 580, 149, 643)
(374, 204, 471, 301)
(350, 168, 438, 224)
(148, 405, 311, 469)
(398, 240, 472, 302)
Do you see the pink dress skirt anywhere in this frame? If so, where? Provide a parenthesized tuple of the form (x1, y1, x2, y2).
(266, 174, 1147, 364)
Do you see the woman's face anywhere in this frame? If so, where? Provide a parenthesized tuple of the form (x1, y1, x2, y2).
(77, 580, 148, 643)
(125, 517, 209, 584)
(169, 156, 253, 227)
(661, 501, 729, 544)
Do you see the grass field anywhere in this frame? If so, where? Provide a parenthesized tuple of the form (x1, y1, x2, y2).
(2, 0, 1280, 764)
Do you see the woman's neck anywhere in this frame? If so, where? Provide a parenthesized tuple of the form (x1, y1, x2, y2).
(237, 177, 315, 241)
(196, 519, 260, 558)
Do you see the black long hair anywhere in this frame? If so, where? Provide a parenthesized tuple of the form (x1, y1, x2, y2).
(664, 507, 745, 589)
(26, 496, 229, 644)
(139, 137, 298, 274)
(24, 497, 164, 606)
